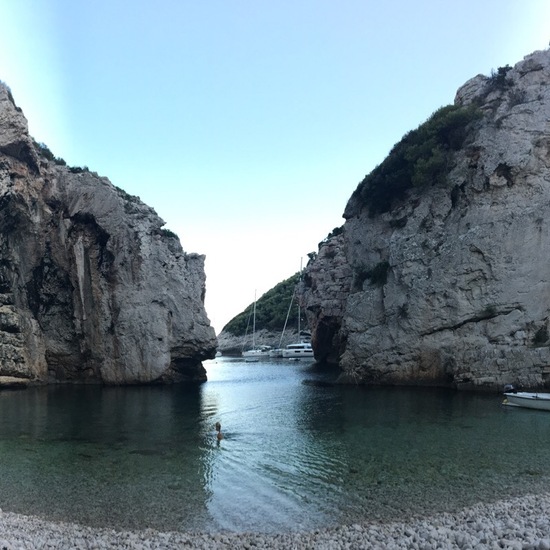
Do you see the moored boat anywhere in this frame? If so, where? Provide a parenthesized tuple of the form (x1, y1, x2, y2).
(243, 345, 272, 361)
(282, 341, 314, 359)
(242, 291, 272, 361)
(502, 387, 550, 411)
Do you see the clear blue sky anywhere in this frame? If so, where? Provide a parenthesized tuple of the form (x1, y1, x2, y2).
(0, 0, 548, 333)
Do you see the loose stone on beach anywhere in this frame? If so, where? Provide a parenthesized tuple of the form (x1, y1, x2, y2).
(2, 493, 550, 549)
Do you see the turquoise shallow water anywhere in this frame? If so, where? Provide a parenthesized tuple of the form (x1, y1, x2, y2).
(1, 357, 550, 533)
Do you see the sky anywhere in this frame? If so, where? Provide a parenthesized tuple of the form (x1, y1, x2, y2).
(0, 1, 549, 333)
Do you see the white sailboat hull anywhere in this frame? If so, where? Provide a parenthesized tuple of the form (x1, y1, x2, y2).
(242, 291, 272, 361)
(242, 346, 272, 361)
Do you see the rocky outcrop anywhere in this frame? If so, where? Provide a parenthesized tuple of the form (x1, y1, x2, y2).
(0, 82, 217, 385)
(0, 375, 29, 388)
(301, 48, 550, 390)
(299, 233, 352, 364)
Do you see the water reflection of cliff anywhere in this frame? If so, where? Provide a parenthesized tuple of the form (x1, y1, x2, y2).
(299, 384, 550, 522)
(4, 362, 549, 533)
(0, 385, 217, 531)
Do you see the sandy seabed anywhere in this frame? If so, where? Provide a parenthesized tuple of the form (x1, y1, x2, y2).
(2, 494, 550, 549)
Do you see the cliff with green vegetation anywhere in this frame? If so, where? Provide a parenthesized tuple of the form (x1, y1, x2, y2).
(347, 103, 482, 217)
(301, 48, 550, 390)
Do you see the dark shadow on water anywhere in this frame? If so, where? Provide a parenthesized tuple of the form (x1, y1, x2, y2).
(0, 383, 219, 532)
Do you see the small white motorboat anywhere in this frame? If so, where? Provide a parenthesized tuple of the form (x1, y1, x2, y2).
(502, 386, 550, 411)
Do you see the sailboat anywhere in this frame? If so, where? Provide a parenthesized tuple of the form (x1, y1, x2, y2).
(281, 299, 313, 360)
(242, 291, 271, 361)
(279, 260, 314, 360)
(269, 285, 296, 358)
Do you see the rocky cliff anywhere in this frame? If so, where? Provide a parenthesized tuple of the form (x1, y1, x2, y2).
(0, 83, 217, 385)
(301, 48, 550, 391)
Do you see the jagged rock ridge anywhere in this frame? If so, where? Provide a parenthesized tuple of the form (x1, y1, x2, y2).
(0, 82, 217, 385)
(301, 49, 550, 390)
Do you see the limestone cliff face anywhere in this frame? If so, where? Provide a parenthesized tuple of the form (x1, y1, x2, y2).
(0, 83, 217, 384)
(301, 49, 550, 390)
(299, 233, 352, 365)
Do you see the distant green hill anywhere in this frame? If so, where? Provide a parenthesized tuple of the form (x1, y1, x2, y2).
(222, 272, 305, 336)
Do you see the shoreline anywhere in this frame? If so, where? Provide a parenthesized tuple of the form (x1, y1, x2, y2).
(2, 493, 550, 549)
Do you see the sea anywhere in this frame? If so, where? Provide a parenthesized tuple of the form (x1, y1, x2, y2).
(1, 356, 550, 534)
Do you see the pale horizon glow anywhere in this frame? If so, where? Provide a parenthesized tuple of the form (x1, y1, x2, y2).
(0, 1, 548, 333)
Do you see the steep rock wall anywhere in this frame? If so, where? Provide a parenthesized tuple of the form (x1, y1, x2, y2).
(299, 233, 352, 364)
(302, 49, 550, 390)
(0, 83, 217, 384)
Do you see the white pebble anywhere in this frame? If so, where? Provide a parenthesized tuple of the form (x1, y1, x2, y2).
(2, 494, 550, 549)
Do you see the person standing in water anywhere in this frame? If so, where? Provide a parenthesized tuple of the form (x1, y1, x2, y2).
(215, 422, 223, 442)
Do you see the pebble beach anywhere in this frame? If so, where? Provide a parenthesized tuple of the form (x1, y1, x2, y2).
(2, 493, 550, 549)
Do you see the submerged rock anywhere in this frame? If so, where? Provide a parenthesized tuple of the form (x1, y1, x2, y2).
(0, 82, 217, 384)
(301, 48, 550, 390)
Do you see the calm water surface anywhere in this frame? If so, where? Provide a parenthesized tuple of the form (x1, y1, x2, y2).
(1, 357, 550, 533)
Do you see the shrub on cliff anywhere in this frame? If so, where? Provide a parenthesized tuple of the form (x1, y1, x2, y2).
(488, 65, 512, 91)
(351, 104, 481, 216)
(32, 139, 67, 166)
(318, 225, 344, 248)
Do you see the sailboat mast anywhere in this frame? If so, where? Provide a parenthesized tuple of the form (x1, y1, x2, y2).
(252, 290, 257, 349)
(297, 297, 300, 337)
(297, 258, 303, 339)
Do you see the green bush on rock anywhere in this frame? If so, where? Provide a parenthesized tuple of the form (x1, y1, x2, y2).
(350, 104, 482, 216)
